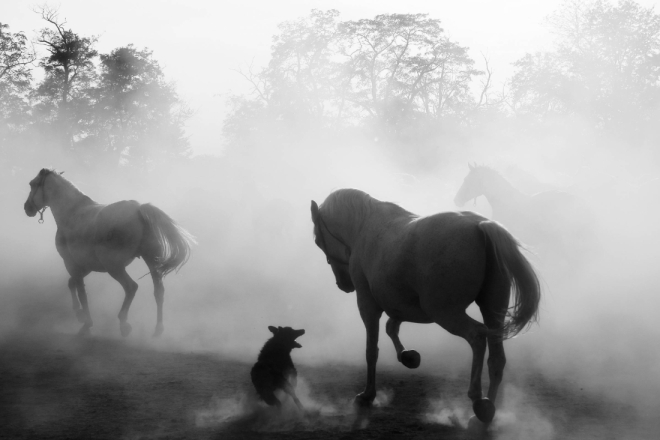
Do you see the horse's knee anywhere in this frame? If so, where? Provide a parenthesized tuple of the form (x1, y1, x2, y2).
(127, 280, 138, 297)
(385, 318, 400, 337)
(473, 331, 488, 351)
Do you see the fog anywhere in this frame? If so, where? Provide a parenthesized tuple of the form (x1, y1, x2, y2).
(5, 127, 660, 408)
(3, 0, 660, 437)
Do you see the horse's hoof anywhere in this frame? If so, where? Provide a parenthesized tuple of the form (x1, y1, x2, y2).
(400, 350, 421, 369)
(120, 322, 132, 337)
(75, 309, 86, 323)
(77, 325, 91, 337)
(153, 324, 164, 338)
(354, 392, 375, 408)
(467, 415, 489, 438)
(473, 398, 496, 424)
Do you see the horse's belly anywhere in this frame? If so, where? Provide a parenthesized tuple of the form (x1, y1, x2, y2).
(70, 249, 106, 272)
(376, 292, 434, 324)
(385, 306, 434, 324)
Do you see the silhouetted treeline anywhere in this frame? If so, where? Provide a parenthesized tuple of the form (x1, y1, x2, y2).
(1, 6, 190, 175)
(224, 0, 660, 172)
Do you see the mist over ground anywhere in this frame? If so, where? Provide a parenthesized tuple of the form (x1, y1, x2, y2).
(3, 1, 660, 437)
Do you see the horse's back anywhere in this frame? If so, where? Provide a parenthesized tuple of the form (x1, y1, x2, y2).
(528, 189, 593, 233)
(96, 200, 141, 223)
(383, 211, 489, 311)
(93, 200, 144, 248)
(409, 211, 488, 268)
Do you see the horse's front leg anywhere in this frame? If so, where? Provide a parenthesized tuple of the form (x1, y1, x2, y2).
(74, 277, 93, 336)
(385, 317, 421, 369)
(355, 290, 383, 407)
(67, 277, 83, 322)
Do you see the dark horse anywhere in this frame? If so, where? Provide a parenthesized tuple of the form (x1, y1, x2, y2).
(24, 168, 194, 337)
(311, 188, 540, 425)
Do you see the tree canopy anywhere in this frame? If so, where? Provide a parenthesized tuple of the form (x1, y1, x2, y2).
(0, 22, 35, 154)
(224, 11, 495, 169)
(1, 7, 190, 173)
(510, 0, 660, 141)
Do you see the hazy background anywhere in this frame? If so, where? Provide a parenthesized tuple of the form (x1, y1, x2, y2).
(2, 0, 660, 429)
(2, 0, 573, 155)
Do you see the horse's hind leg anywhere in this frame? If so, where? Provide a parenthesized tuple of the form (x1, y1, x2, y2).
(478, 305, 509, 405)
(476, 268, 511, 406)
(483, 314, 506, 403)
(108, 268, 138, 337)
(144, 260, 165, 337)
(385, 318, 420, 369)
(434, 310, 493, 423)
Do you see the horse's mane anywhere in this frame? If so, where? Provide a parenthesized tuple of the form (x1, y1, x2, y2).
(470, 165, 518, 190)
(42, 168, 93, 202)
(321, 189, 372, 219)
(321, 188, 416, 223)
(472, 165, 501, 176)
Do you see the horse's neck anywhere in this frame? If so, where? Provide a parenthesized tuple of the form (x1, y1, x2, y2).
(364, 202, 412, 235)
(48, 179, 94, 226)
(480, 172, 529, 212)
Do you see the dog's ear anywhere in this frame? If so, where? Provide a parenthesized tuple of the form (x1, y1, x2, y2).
(268, 326, 278, 334)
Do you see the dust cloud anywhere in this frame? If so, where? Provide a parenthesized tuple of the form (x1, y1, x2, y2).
(5, 122, 660, 434)
(3, 3, 660, 438)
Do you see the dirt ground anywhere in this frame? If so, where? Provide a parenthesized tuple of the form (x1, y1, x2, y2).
(1, 332, 657, 440)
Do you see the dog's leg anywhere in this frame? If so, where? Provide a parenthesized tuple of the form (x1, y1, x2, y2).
(283, 381, 304, 412)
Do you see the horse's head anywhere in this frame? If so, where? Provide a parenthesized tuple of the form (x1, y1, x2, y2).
(311, 200, 355, 293)
(24, 168, 54, 218)
(454, 162, 486, 207)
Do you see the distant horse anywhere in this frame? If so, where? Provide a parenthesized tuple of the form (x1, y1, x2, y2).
(24, 168, 194, 337)
(454, 163, 594, 258)
(310, 189, 540, 425)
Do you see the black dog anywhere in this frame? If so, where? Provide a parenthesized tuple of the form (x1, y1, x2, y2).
(251, 326, 305, 410)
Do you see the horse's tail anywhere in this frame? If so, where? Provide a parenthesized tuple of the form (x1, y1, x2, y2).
(479, 220, 541, 339)
(138, 203, 196, 277)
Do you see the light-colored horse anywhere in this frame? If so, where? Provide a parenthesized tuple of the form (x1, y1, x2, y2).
(311, 188, 540, 424)
(24, 168, 195, 337)
(454, 163, 594, 259)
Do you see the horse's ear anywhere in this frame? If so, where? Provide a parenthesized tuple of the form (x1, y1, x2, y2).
(311, 200, 320, 223)
(39, 168, 48, 175)
(59, 171, 65, 175)
(268, 326, 278, 334)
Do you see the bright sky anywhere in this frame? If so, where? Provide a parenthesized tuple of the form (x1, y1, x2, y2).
(3, 0, 658, 155)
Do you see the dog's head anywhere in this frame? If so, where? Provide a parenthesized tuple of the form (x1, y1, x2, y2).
(268, 326, 305, 349)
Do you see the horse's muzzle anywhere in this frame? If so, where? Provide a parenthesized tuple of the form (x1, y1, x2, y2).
(337, 282, 355, 293)
(24, 200, 37, 217)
